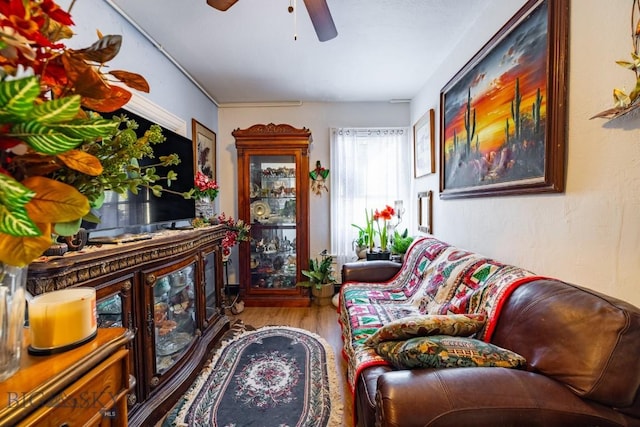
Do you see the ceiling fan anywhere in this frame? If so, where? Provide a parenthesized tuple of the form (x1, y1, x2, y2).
(206, 0, 338, 42)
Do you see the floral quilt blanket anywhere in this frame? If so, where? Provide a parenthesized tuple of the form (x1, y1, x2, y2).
(338, 236, 542, 393)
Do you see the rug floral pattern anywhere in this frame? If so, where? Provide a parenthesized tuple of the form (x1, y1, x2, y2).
(164, 326, 342, 427)
(234, 350, 300, 408)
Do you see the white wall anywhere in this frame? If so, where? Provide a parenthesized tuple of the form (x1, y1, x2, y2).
(59, 0, 218, 135)
(218, 102, 409, 281)
(412, 0, 640, 307)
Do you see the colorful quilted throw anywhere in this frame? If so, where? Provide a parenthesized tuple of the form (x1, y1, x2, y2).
(339, 236, 543, 392)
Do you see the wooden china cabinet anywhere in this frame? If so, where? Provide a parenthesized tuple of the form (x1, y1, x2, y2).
(234, 123, 311, 307)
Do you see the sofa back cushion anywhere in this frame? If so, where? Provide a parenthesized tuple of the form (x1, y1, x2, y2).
(491, 279, 640, 409)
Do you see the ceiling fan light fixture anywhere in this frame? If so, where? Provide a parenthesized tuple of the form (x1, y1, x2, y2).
(206, 0, 337, 42)
(303, 0, 337, 42)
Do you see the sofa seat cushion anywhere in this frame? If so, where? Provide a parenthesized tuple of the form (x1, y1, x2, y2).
(376, 335, 527, 370)
(364, 313, 486, 346)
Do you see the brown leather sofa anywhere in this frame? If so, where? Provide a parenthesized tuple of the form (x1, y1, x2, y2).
(342, 261, 640, 427)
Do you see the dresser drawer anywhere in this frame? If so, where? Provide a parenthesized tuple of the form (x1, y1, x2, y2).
(20, 349, 129, 426)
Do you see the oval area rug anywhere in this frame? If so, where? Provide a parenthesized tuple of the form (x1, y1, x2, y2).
(164, 325, 343, 427)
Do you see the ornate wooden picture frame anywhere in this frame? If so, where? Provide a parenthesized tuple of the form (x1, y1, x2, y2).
(192, 119, 216, 180)
(439, 0, 568, 199)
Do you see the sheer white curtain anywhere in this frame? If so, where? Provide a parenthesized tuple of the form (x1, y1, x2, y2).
(330, 127, 411, 274)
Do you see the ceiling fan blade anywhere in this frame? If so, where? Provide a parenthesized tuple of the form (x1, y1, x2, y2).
(303, 0, 338, 42)
(206, 0, 239, 11)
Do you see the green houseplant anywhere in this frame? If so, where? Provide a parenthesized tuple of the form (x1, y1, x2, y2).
(391, 229, 414, 261)
(298, 254, 336, 306)
(351, 209, 376, 256)
(351, 225, 371, 259)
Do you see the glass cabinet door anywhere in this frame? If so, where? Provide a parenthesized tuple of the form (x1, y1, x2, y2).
(249, 157, 298, 290)
(203, 249, 218, 321)
(153, 262, 197, 374)
(234, 123, 311, 306)
(97, 293, 124, 328)
(96, 279, 133, 329)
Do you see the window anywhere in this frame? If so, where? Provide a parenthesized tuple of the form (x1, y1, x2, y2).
(330, 128, 411, 272)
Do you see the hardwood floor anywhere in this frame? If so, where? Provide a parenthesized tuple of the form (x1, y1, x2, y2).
(228, 303, 354, 427)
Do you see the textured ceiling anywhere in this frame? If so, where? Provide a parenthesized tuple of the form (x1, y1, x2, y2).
(107, 0, 489, 104)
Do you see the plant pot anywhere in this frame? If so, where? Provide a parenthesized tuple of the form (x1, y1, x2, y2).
(355, 244, 368, 260)
(311, 283, 335, 306)
(366, 250, 391, 261)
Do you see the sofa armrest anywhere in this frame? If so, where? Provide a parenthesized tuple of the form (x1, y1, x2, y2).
(375, 368, 629, 427)
(342, 261, 401, 283)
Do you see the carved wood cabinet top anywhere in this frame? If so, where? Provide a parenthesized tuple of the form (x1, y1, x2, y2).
(27, 226, 227, 295)
(232, 123, 312, 147)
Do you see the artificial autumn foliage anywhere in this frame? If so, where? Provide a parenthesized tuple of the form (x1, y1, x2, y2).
(0, 0, 182, 266)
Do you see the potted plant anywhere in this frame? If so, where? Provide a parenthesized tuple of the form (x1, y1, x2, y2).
(351, 209, 376, 257)
(365, 205, 395, 261)
(298, 254, 336, 306)
(351, 225, 371, 259)
(391, 229, 414, 262)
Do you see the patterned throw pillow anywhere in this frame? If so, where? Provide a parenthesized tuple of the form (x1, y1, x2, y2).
(376, 335, 527, 369)
(364, 313, 486, 347)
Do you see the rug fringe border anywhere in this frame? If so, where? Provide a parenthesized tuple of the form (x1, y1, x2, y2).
(172, 324, 344, 427)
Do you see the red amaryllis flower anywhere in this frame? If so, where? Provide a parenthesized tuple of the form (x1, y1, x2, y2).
(373, 205, 395, 252)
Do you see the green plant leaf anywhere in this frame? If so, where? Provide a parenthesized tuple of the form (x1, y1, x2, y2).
(12, 121, 84, 155)
(0, 76, 40, 122)
(52, 217, 82, 236)
(616, 60, 636, 69)
(53, 118, 119, 139)
(0, 173, 35, 209)
(628, 77, 640, 102)
(0, 204, 41, 237)
(29, 95, 81, 123)
(90, 192, 106, 209)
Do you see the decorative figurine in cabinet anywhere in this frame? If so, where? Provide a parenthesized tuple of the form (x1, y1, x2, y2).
(234, 123, 311, 306)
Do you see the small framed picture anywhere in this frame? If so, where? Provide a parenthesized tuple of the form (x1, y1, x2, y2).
(418, 190, 433, 234)
(192, 119, 216, 180)
(413, 109, 435, 178)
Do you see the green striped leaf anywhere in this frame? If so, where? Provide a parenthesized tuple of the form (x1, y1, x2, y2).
(12, 121, 83, 155)
(53, 218, 82, 236)
(0, 173, 35, 209)
(54, 118, 119, 139)
(0, 204, 41, 237)
(30, 95, 81, 124)
(0, 76, 40, 122)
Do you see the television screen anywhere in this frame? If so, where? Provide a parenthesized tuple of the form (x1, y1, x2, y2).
(85, 108, 195, 234)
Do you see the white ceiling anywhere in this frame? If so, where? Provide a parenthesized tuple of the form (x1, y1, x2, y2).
(107, 0, 490, 105)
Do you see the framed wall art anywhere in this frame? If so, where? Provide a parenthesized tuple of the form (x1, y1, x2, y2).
(439, 0, 568, 199)
(192, 119, 216, 180)
(418, 190, 433, 234)
(414, 108, 435, 178)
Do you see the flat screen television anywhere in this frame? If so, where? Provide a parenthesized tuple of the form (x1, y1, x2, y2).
(84, 108, 196, 236)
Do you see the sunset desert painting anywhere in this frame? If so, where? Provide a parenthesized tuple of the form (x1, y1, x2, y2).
(441, 0, 549, 194)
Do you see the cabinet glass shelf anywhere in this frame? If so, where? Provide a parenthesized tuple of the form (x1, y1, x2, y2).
(153, 263, 196, 374)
